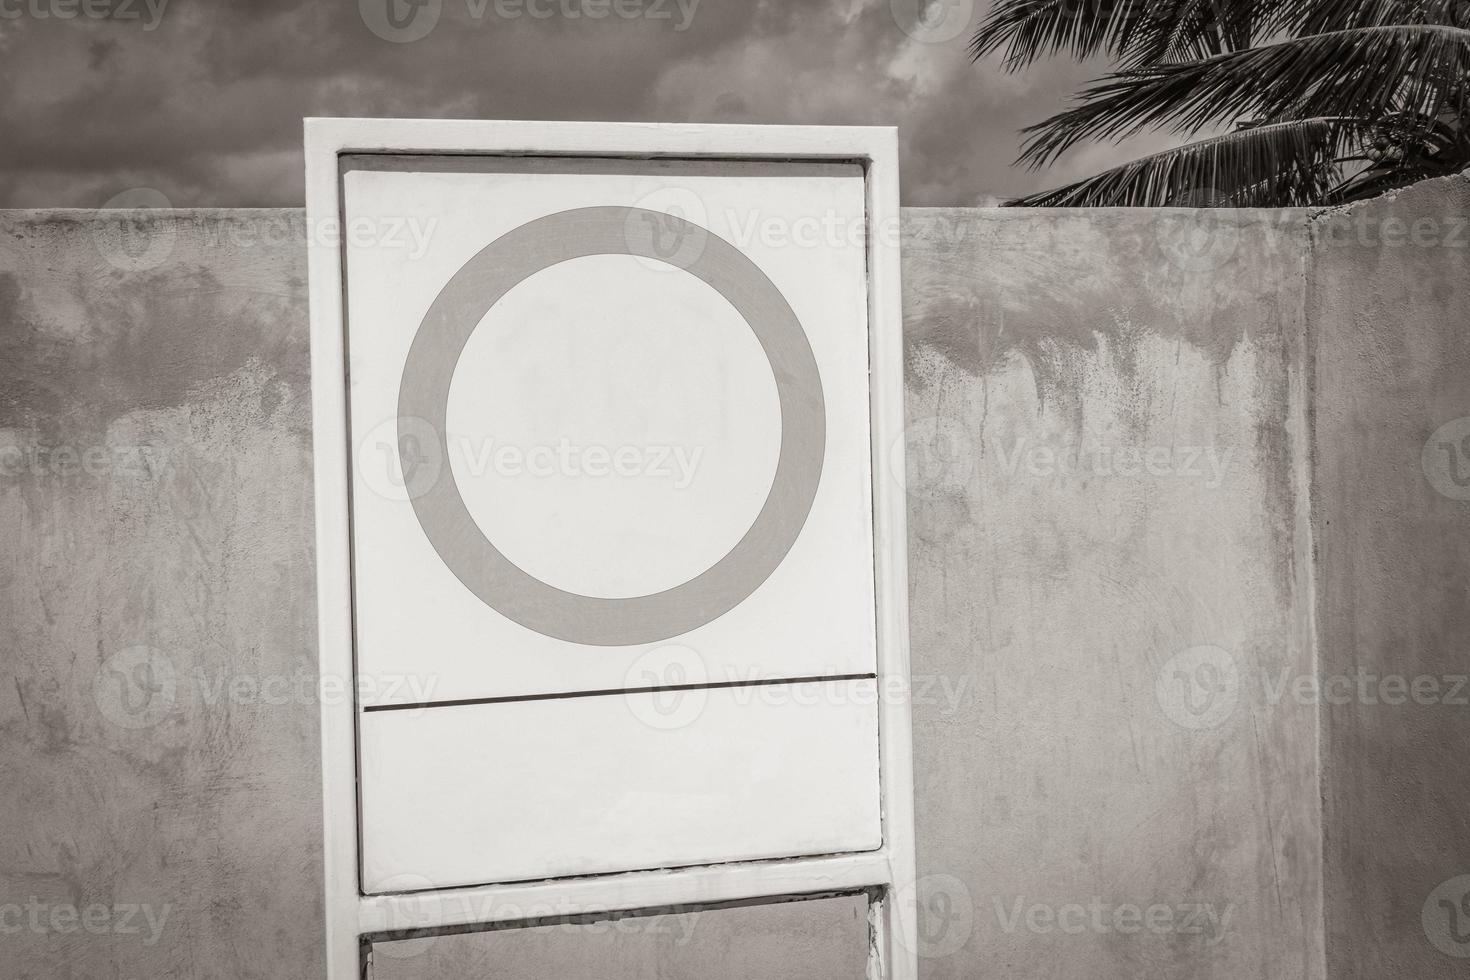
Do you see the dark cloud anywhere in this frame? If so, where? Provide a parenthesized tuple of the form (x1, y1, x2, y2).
(0, 0, 1161, 207)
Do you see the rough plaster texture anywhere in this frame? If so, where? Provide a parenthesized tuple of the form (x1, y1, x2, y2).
(0, 183, 1464, 978)
(0, 211, 321, 980)
(1307, 177, 1470, 980)
(901, 206, 1323, 980)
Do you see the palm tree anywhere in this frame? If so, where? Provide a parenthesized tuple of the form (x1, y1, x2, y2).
(971, 0, 1470, 206)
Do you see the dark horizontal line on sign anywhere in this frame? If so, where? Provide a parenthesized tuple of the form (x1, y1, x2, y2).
(339, 153, 864, 180)
(362, 672, 879, 713)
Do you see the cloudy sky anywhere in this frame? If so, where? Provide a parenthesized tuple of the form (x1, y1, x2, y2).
(0, 0, 1183, 207)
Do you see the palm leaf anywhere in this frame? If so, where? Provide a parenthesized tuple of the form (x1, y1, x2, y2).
(1009, 117, 1351, 206)
(1018, 25, 1470, 167)
(969, 0, 1266, 72)
(1287, 0, 1470, 35)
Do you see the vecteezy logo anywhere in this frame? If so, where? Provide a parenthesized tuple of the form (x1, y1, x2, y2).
(1421, 418, 1470, 501)
(356, 415, 445, 502)
(894, 874, 974, 959)
(1155, 646, 1239, 730)
(892, 416, 975, 501)
(92, 188, 176, 272)
(889, 0, 975, 43)
(1155, 188, 1240, 273)
(359, 0, 442, 42)
(625, 186, 709, 272)
(623, 644, 708, 731)
(92, 646, 177, 729)
(374, 873, 470, 958)
(644, 209, 689, 259)
(1423, 875, 1470, 958)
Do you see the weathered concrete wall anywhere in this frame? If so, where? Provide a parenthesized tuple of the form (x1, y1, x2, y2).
(1, 183, 1464, 978)
(1307, 177, 1470, 979)
(901, 207, 1322, 979)
(0, 211, 322, 979)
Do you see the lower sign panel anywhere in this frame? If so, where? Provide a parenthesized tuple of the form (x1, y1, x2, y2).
(359, 678, 883, 893)
(367, 893, 872, 979)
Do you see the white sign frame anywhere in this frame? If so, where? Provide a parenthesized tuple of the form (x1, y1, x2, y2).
(305, 117, 916, 980)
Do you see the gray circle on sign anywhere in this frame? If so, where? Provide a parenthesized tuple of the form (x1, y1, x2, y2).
(398, 206, 826, 646)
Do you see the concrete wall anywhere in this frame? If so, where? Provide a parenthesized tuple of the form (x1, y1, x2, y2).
(0, 211, 321, 979)
(1307, 179, 1470, 980)
(0, 178, 1465, 978)
(901, 206, 1322, 980)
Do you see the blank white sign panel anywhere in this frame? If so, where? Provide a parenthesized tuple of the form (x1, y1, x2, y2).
(361, 681, 881, 890)
(342, 158, 882, 892)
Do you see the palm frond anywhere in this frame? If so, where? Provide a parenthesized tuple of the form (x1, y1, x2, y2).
(1008, 118, 1352, 206)
(1287, 0, 1470, 35)
(1327, 159, 1454, 201)
(1018, 25, 1470, 167)
(970, 0, 1150, 69)
(969, 0, 1266, 72)
(1154, 0, 1261, 63)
